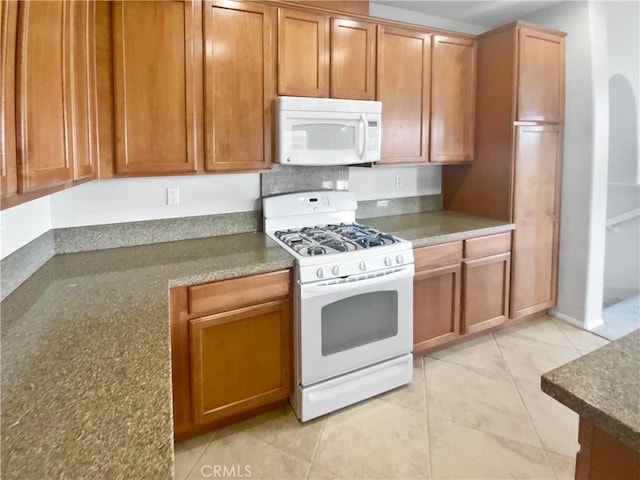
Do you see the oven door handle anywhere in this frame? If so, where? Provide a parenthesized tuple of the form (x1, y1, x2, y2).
(301, 265, 414, 296)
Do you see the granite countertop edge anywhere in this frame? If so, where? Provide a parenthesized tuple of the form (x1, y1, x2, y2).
(541, 331, 640, 451)
(408, 223, 515, 247)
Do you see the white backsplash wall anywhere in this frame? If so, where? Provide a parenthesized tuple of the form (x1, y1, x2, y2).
(49, 173, 262, 228)
(0, 165, 442, 259)
(0, 196, 51, 259)
(349, 165, 441, 201)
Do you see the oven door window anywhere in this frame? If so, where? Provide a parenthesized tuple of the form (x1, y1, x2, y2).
(320, 291, 398, 356)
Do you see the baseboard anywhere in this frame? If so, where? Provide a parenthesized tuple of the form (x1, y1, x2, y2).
(549, 309, 604, 330)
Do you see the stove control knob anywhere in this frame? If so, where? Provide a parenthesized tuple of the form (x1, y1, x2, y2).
(396, 255, 404, 265)
(359, 261, 367, 271)
(384, 256, 392, 266)
(332, 265, 340, 276)
(316, 268, 324, 279)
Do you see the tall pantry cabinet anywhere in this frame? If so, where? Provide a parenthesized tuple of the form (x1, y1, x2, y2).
(443, 21, 566, 320)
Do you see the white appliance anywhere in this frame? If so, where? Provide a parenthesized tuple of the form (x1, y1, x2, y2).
(276, 96, 382, 166)
(263, 191, 414, 421)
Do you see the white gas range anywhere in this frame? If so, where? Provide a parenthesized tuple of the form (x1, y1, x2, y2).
(263, 190, 414, 421)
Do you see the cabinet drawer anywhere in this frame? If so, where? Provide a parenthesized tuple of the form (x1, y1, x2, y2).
(414, 241, 463, 270)
(188, 270, 290, 316)
(464, 232, 511, 259)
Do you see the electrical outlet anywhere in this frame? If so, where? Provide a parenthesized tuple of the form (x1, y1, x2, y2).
(167, 187, 179, 205)
(395, 174, 403, 188)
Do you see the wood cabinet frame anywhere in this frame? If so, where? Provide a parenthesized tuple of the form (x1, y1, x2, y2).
(1, 0, 18, 199)
(462, 252, 511, 334)
(171, 270, 292, 440)
(204, 0, 276, 172)
(376, 24, 431, 164)
(112, 0, 203, 175)
(277, 7, 329, 97)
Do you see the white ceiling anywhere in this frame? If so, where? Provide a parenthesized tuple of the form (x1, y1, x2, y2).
(370, 1, 561, 28)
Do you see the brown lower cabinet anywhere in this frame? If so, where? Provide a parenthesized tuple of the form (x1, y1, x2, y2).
(171, 269, 293, 440)
(413, 232, 512, 355)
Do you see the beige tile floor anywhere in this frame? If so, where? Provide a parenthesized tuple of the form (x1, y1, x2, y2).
(174, 316, 610, 480)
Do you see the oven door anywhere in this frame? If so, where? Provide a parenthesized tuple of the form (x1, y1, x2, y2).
(299, 265, 414, 386)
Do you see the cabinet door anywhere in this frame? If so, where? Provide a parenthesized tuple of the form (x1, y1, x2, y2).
(430, 35, 476, 163)
(204, 1, 275, 172)
(189, 299, 292, 427)
(511, 126, 561, 318)
(68, 0, 97, 181)
(112, 1, 202, 175)
(278, 8, 329, 97)
(511, 219, 557, 318)
(1, 0, 17, 198)
(517, 27, 565, 123)
(330, 17, 376, 100)
(413, 263, 461, 355)
(462, 253, 510, 334)
(16, 1, 72, 193)
(377, 25, 431, 164)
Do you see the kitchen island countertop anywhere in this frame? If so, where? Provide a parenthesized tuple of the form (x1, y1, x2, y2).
(0, 210, 513, 479)
(542, 329, 640, 451)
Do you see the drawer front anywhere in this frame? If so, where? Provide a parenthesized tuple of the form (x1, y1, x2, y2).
(414, 241, 463, 270)
(464, 232, 511, 259)
(188, 270, 290, 317)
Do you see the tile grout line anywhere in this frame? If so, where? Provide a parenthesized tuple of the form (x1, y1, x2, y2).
(422, 355, 435, 480)
(491, 330, 564, 478)
(548, 315, 591, 354)
(181, 430, 219, 480)
(304, 414, 329, 479)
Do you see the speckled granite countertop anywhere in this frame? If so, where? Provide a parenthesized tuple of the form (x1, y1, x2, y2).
(0, 210, 513, 479)
(364, 210, 515, 246)
(0, 233, 294, 480)
(542, 330, 640, 451)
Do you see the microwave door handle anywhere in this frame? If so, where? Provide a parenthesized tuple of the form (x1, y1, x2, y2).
(359, 115, 367, 160)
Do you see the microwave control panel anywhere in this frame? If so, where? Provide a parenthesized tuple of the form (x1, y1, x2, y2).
(367, 121, 379, 151)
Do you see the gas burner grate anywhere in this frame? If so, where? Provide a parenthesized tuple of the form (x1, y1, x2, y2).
(274, 223, 399, 257)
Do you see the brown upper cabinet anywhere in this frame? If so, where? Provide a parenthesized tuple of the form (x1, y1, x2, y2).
(517, 27, 565, 123)
(16, 2, 73, 193)
(112, 0, 202, 175)
(204, 1, 276, 172)
(1, 0, 18, 199)
(330, 18, 376, 100)
(278, 8, 329, 97)
(277, 8, 376, 100)
(376, 25, 431, 164)
(430, 35, 476, 164)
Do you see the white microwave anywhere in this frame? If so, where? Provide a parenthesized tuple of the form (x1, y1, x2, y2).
(276, 96, 382, 166)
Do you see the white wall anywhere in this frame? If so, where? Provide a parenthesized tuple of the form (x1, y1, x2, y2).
(0, 164, 443, 259)
(0, 196, 51, 259)
(48, 173, 261, 228)
(369, 2, 486, 34)
(525, 1, 609, 329)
